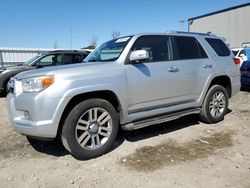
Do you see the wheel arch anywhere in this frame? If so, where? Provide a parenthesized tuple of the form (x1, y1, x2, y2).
(56, 90, 123, 138)
(208, 75, 232, 98)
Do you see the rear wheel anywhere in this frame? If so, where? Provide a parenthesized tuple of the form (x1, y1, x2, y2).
(61, 99, 119, 159)
(200, 85, 228, 123)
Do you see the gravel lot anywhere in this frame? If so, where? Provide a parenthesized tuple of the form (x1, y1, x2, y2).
(0, 90, 250, 188)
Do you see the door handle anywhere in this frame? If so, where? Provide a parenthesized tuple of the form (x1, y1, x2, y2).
(203, 64, 213, 68)
(168, 66, 179, 72)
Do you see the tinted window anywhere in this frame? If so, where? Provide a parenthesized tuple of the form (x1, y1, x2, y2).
(131, 36, 173, 62)
(63, 54, 83, 64)
(38, 54, 62, 66)
(73, 54, 83, 63)
(205, 38, 230, 56)
(239, 50, 246, 57)
(173, 36, 208, 60)
(82, 52, 89, 60)
(232, 50, 239, 56)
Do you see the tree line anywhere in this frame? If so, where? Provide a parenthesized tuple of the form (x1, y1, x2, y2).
(82, 29, 121, 49)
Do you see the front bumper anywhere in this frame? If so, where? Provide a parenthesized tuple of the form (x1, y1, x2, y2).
(7, 92, 63, 138)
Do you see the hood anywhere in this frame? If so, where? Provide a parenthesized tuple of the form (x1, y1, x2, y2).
(1, 65, 29, 70)
(0, 65, 32, 73)
(14, 62, 101, 80)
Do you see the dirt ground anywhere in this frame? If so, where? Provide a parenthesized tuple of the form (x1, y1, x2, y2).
(0, 90, 250, 188)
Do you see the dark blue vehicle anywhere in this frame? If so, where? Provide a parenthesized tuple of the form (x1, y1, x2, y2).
(240, 60, 250, 88)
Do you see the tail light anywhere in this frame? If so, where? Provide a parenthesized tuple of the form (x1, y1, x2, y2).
(233, 57, 240, 65)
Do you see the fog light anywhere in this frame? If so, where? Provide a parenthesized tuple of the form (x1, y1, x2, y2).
(17, 110, 31, 120)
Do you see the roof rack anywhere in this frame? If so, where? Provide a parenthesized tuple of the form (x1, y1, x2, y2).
(165, 30, 217, 37)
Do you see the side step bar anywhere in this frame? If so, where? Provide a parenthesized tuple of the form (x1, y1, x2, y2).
(122, 108, 200, 131)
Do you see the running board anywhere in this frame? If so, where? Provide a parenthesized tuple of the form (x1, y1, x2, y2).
(122, 108, 200, 131)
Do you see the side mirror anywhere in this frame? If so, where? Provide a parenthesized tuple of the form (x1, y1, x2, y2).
(36, 65, 44, 68)
(35, 62, 43, 68)
(129, 50, 149, 63)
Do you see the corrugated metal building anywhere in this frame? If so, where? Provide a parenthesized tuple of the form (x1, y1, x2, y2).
(188, 3, 250, 48)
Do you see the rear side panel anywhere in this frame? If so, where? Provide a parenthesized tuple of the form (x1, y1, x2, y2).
(200, 37, 240, 97)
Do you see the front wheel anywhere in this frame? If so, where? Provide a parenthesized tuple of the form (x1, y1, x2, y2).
(61, 99, 119, 159)
(200, 85, 229, 124)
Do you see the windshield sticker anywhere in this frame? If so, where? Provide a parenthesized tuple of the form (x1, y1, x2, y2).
(115, 37, 130, 43)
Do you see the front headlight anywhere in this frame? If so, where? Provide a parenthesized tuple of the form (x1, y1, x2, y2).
(22, 75, 54, 93)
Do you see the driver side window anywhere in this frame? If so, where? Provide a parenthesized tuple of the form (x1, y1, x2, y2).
(131, 36, 173, 63)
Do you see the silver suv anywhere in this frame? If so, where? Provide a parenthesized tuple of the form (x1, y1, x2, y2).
(7, 32, 240, 159)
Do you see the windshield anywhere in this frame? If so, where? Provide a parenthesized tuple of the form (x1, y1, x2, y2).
(84, 37, 131, 62)
(245, 48, 250, 60)
(22, 53, 44, 66)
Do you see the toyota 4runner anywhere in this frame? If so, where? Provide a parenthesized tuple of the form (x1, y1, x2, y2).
(7, 32, 240, 159)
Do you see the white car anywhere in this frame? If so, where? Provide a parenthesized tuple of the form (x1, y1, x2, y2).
(231, 48, 249, 67)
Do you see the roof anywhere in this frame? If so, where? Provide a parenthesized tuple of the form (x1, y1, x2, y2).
(49, 50, 89, 54)
(188, 2, 250, 21)
(0, 47, 86, 52)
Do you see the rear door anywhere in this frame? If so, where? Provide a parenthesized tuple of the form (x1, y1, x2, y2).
(168, 35, 213, 102)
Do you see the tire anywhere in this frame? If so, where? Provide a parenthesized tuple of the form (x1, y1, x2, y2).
(61, 99, 119, 160)
(199, 85, 229, 124)
(26, 136, 56, 149)
(26, 136, 40, 145)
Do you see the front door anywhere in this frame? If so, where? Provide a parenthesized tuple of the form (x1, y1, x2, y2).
(125, 35, 180, 116)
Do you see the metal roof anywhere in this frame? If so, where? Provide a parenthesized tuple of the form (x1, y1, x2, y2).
(188, 2, 250, 21)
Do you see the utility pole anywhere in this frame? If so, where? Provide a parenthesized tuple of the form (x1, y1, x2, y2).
(70, 28, 72, 49)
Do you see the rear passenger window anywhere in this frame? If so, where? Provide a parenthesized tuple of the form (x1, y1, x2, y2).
(63, 54, 73, 65)
(205, 38, 230, 56)
(131, 36, 173, 62)
(72, 54, 83, 63)
(173, 36, 208, 60)
(63, 54, 83, 64)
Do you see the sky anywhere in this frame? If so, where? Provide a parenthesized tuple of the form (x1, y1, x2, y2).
(0, 0, 249, 49)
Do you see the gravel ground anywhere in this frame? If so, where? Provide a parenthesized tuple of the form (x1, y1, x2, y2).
(0, 90, 250, 188)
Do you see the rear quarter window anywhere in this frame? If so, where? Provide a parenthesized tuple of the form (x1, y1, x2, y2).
(205, 38, 230, 57)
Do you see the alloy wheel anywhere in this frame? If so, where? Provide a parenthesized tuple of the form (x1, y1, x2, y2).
(75, 108, 112, 150)
(209, 91, 226, 118)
